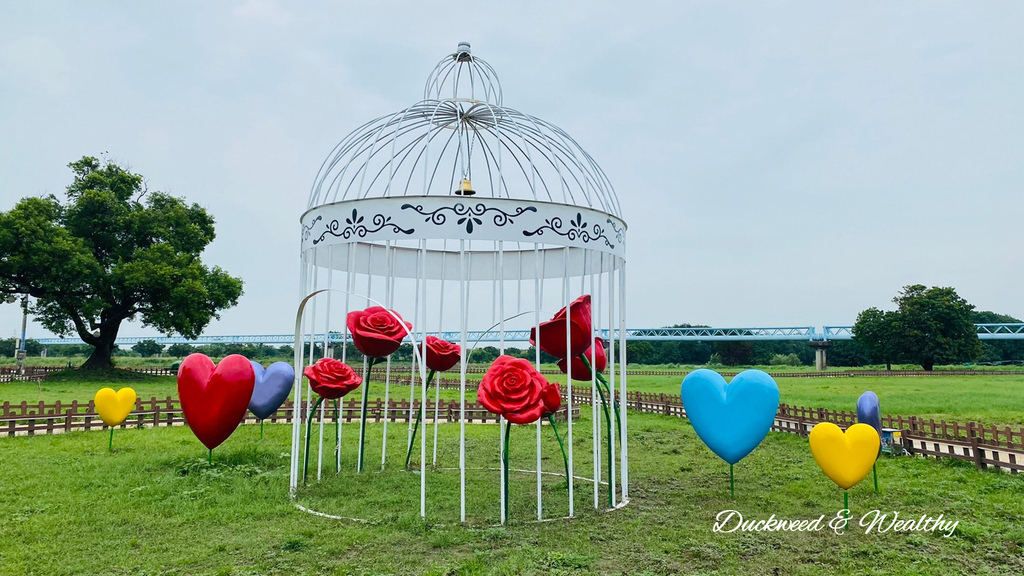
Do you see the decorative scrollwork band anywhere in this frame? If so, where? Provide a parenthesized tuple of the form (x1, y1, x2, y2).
(302, 199, 625, 258)
(311, 209, 415, 245)
(400, 202, 538, 234)
(522, 212, 614, 249)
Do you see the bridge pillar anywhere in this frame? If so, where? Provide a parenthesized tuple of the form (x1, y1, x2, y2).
(808, 340, 832, 371)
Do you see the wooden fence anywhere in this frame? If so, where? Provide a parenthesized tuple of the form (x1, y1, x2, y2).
(3, 384, 1023, 474)
(615, 391, 1024, 473)
(0, 397, 578, 438)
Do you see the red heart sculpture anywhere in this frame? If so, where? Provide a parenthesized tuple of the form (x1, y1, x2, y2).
(178, 353, 255, 450)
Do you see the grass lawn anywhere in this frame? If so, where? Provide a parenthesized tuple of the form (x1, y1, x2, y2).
(2, 411, 1023, 575)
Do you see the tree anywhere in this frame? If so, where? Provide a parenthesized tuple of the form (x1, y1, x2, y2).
(0, 156, 243, 370)
(131, 339, 164, 357)
(166, 343, 195, 357)
(827, 340, 869, 367)
(852, 307, 900, 370)
(854, 285, 981, 371)
(469, 346, 500, 364)
(0, 337, 43, 357)
(713, 341, 752, 366)
(626, 341, 657, 365)
(893, 285, 981, 370)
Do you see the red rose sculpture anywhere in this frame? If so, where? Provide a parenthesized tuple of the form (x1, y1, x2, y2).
(557, 337, 607, 381)
(541, 382, 562, 416)
(530, 294, 592, 359)
(477, 355, 549, 425)
(346, 306, 412, 358)
(405, 336, 463, 468)
(424, 336, 461, 372)
(304, 358, 362, 399)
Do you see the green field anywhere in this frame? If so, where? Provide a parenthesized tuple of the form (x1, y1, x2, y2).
(622, 373, 1024, 427)
(5, 370, 1024, 427)
(1, 410, 1023, 575)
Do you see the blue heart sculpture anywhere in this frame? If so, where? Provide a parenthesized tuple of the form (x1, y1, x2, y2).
(856, 390, 882, 458)
(248, 361, 295, 420)
(680, 369, 780, 464)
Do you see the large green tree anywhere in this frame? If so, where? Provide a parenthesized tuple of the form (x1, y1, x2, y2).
(0, 156, 243, 370)
(853, 284, 981, 371)
(852, 307, 900, 370)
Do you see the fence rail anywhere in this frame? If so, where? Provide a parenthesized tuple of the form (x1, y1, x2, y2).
(3, 386, 1023, 474)
(615, 390, 1024, 473)
(0, 397, 578, 438)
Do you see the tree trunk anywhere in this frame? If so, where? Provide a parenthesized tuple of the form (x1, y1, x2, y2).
(885, 361, 892, 371)
(921, 360, 934, 371)
(81, 332, 117, 371)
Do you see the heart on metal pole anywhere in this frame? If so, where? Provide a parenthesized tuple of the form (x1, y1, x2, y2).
(94, 387, 137, 427)
(248, 361, 295, 420)
(178, 354, 255, 451)
(808, 422, 880, 490)
(680, 369, 780, 465)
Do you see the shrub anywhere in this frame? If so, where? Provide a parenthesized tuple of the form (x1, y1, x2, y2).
(769, 353, 802, 367)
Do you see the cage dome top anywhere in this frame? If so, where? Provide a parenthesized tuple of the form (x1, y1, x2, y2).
(307, 43, 622, 218)
(423, 41, 503, 105)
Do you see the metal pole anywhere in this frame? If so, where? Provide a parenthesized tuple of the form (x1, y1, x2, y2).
(18, 295, 28, 376)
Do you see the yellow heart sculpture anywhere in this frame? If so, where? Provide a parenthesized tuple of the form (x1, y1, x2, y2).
(94, 387, 137, 427)
(808, 422, 880, 489)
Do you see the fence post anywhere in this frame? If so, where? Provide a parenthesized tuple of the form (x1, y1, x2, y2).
(968, 422, 985, 470)
(64, 408, 73, 433)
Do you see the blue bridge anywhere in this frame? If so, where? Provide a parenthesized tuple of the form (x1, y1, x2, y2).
(32, 323, 1024, 347)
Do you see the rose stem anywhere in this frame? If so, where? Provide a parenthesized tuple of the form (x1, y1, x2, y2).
(260, 420, 264, 440)
(334, 399, 340, 474)
(358, 357, 380, 473)
(108, 427, 114, 452)
(873, 463, 878, 492)
(208, 449, 212, 465)
(593, 378, 614, 508)
(548, 415, 571, 494)
(730, 464, 734, 499)
(406, 370, 435, 469)
(304, 396, 325, 483)
(504, 419, 511, 523)
(580, 355, 622, 502)
(587, 363, 622, 445)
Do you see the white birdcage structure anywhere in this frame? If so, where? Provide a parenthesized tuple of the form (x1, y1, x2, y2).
(289, 42, 628, 524)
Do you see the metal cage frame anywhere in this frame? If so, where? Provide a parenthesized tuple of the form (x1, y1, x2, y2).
(290, 43, 629, 525)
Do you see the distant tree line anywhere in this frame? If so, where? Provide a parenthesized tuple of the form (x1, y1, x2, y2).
(624, 338, 814, 367)
(0, 338, 44, 357)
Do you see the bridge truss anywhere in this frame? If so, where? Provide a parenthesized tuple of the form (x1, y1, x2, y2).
(31, 323, 1024, 347)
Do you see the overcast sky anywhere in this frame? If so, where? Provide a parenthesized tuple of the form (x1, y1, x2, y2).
(1, 1, 1022, 342)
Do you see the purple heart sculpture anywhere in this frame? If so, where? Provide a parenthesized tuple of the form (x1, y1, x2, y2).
(856, 390, 882, 458)
(248, 361, 295, 420)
